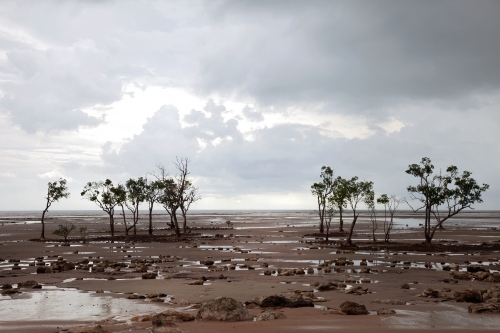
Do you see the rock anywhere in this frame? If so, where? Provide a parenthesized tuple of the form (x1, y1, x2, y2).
(131, 314, 152, 322)
(1, 283, 12, 290)
(468, 303, 500, 314)
(142, 273, 157, 279)
(454, 290, 483, 303)
(260, 295, 290, 307)
(65, 325, 110, 333)
(196, 297, 253, 321)
(377, 308, 396, 315)
(316, 283, 337, 291)
(451, 271, 473, 280)
(1, 289, 20, 296)
(467, 266, 486, 273)
(17, 280, 38, 288)
(155, 310, 195, 323)
(419, 288, 443, 298)
(400, 283, 410, 289)
(340, 301, 369, 315)
(189, 280, 204, 285)
(200, 260, 215, 266)
(256, 310, 286, 321)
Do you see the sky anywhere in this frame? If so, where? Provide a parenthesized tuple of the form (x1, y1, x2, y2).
(0, 0, 498, 211)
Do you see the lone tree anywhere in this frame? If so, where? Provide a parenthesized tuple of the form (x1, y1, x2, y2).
(311, 166, 335, 233)
(406, 157, 489, 244)
(81, 179, 123, 238)
(40, 178, 70, 239)
(343, 177, 374, 246)
(377, 194, 401, 242)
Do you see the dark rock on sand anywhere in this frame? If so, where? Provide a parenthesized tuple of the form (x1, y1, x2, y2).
(196, 297, 253, 321)
(377, 308, 396, 315)
(256, 310, 286, 321)
(142, 272, 157, 279)
(340, 301, 369, 315)
(468, 303, 500, 314)
(454, 290, 483, 303)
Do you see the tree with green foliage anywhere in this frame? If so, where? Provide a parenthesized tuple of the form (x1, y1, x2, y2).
(324, 204, 337, 242)
(343, 177, 374, 246)
(330, 176, 349, 232)
(176, 158, 200, 234)
(155, 164, 182, 237)
(81, 179, 123, 238)
(406, 157, 489, 244)
(40, 178, 70, 239)
(311, 166, 335, 233)
(377, 194, 401, 242)
(53, 222, 75, 244)
(123, 177, 147, 236)
(144, 177, 163, 235)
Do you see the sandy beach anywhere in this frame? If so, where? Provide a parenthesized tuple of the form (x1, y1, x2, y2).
(1, 210, 500, 332)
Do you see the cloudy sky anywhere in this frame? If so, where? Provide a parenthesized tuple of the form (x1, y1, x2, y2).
(0, 0, 498, 211)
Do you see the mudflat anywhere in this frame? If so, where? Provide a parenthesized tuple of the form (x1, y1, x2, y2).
(1, 210, 500, 332)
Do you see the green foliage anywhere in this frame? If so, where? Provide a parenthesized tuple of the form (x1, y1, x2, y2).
(79, 227, 87, 243)
(311, 166, 335, 233)
(406, 157, 489, 242)
(226, 220, 233, 227)
(46, 178, 70, 207)
(53, 223, 75, 243)
(80, 179, 124, 213)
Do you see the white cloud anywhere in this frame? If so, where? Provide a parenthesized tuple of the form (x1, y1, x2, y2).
(37, 169, 72, 182)
(0, 171, 15, 178)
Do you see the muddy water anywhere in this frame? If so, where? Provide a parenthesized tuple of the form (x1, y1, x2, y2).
(0, 286, 170, 322)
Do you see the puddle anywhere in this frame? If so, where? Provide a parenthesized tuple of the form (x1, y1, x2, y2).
(0, 287, 170, 322)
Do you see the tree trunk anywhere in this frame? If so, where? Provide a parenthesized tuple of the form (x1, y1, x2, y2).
(318, 200, 324, 234)
(172, 212, 180, 237)
(182, 212, 187, 234)
(338, 210, 344, 232)
(41, 209, 47, 239)
(121, 205, 128, 236)
(345, 214, 358, 246)
(109, 213, 115, 238)
(148, 203, 153, 236)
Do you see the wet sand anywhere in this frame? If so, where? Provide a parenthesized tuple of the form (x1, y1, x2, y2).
(1, 210, 500, 332)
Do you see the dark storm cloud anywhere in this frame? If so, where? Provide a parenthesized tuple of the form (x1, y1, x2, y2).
(199, 0, 500, 111)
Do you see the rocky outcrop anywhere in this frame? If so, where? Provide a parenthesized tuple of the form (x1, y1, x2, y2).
(196, 297, 253, 321)
(451, 271, 500, 283)
(340, 301, 369, 315)
(142, 272, 157, 279)
(17, 280, 38, 288)
(155, 310, 195, 323)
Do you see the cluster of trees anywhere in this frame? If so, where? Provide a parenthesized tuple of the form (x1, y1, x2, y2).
(39, 158, 200, 240)
(312, 157, 489, 245)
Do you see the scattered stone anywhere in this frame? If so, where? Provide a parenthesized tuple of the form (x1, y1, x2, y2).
(454, 290, 483, 303)
(196, 297, 253, 321)
(1, 283, 12, 290)
(340, 301, 369, 315)
(17, 280, 38, 288)
(1, 289, 20, 296)
(256, 310, 286, 321)
(142, 273, 157, 279)
(468, 303, 500, 314)
(377, 308, 396, 315)
(156, 310, 195, 322)
(189, 280, 204, 285)
(419, 288, 444, 298)
(400, 283, 410, 289)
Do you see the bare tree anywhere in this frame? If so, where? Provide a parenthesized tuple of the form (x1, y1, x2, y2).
(174, 158, 200, 233)
(40, 178, 70, 239)
(81, 179, 122, 238)
(324, 204, 337, 242)
(366, 191, 377, 242)
(377, 194, 402, 242)
(311, 166, 335, 233)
